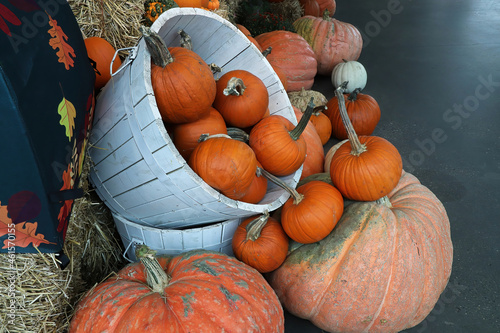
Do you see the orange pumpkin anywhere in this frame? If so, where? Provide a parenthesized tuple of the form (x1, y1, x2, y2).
(249, 99, 315, 176)
(84, 37, 121, 90)
(213, 70, 269, 128)
(325, 89, 381, 140)
(232, 213, 289, 273)
(268, 170, 453, 333)
(70, 247, 285, 332)
(261, 169, 343, 244)
(329, 83, 402, 201)
(238, 162, 268, 204)
(175, 0, 219, 9)
(143, 27, 216, 124)
(293, 13, 362, 76)
(171, 107, 227, 161)
(262, 47, 288, 91)
(255, 31, 317, 92)
(293, 107, 324, 180)
(188, 134, 257, 200)
(308, 106, 331, 145)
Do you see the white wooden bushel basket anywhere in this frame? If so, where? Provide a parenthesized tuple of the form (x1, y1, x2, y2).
(88, 8, 300, 229)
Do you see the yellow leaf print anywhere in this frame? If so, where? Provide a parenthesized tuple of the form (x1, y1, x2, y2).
(58, 97, 76, 141)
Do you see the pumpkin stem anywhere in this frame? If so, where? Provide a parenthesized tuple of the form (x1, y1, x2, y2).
(227, 127, 250, 143)
(223, 77, 246, 96)
(347, 88, 361, 102)
(312, 105, 327, 116)
(245, 212, 270, 241)
(198, 133, 232, 142)
(262, 46, 272, 58)
(289, 97, 316, 141)
(322, 9, 331, 21)
(258, 167, 303, 204)
(209, 63, 222, 75)
(335, 81, 367, 156)
(376, 196, 393, 208)
(141, 26, 173, 68)
(135, 244, 170, 295)
(178, 29, 193, 50)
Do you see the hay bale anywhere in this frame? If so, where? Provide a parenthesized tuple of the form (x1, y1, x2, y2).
(68, 0, 145, 51)
(0, 155, 126, 333)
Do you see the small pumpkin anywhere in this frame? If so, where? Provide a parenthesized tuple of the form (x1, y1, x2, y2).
(236, 24, 263, 51)
(232, 212, 289, 273)
(325, 88, 381, 140)
(293, 12, 362, 76)
(249, 99, 316, 177)
(188, 134, 257, 200)
(175, 0, 219, 9)
(287, 88, 328, 113)
(293, 107, 325, 180)
(299, 0, 336, 17)
(261, 168, 343, 244)
(268, 170, 453, 333)
(255, 31, 317, 92)
(213, 69, 269, 128)
(142, 27, 216, 124)
(329, 82, 402, 201)
(307, 105, 331, 145)
(238, 161, 268, 204)
(70, 246, 285, 332)
(331, 59, 368, 93)
(84, 36, 121, 90)
(171, 106, 227, 161)
(143, 0, 178, 25)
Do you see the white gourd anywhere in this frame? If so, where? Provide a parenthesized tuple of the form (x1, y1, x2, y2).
(331, 60, 367, 93)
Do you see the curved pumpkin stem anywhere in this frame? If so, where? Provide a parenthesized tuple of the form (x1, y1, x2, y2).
(289, 97, 316, 141)
(198, 133, 232, 142)
(141, 26, 174, 68)
(335, 81, 367, 156)
(312, 105, 327, 116)
(178, 29, 193, 50)
(135, 244, 170, 295)
(227, 127, 250, 143)
(262, 46, 272, 58)
(347, 88, 362, 102)
(245, 212, 270, 241)
(258, 167, 303, 204)
(223, 77, 246, 96)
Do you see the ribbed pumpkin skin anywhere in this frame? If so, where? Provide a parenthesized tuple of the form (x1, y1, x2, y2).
(213, 70, 269, 128)
(255, 31, 317, 92)
(316, 0, 336, 16)
(239, 161, 268, 204)
(152, 47, 216, 124)
(294, 107, 324, 180)
(293, 16, 362, 76)
(330, 136, 402, 201)
(249, 115, 307, 176)
(172, 107, 227, 161)
(281, 180, 344, 244)
(268, 171, 453, 333)
(325, 92, 381, 140)
(84, 37, 121, 89)
(232, 215, 289, 273)
(70, 250, 285, 333)
(188, 137, 256, 200)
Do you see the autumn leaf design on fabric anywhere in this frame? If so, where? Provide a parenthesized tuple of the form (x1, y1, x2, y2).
(0, 201, 55, 249)
(58, 86, 77, 141)
(0, 3, 21, 36)
(56, 164, 74, 238)
(47, 12, 75, 70)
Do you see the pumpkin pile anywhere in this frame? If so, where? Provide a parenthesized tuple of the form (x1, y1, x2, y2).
(73, 3, 453, 333)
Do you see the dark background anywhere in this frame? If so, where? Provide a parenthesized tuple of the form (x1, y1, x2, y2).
(284, 0, 500, 332)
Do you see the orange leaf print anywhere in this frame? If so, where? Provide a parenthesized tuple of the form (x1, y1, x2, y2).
(47, 13, 75, 70)
(0, 201, 55, 249)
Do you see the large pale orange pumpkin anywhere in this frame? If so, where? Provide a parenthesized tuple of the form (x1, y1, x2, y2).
(70, 248, 284, 332)
(293, 13, 362, 76)
(255, 31, 317, 92)
(268, 170, 453, 333)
